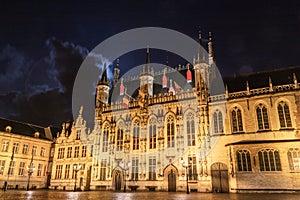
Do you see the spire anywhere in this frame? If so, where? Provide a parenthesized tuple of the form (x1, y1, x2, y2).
(208, 32, 215, 65)
(98, 63, 110, 86)
(141, 47, 154, 76)
(146, 47, 150, 64)
(194, 30, 206, 65)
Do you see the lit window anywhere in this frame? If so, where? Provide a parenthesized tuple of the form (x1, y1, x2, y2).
(149, 157, 156, 181)
(213, 110, 224, 134)
(40, 147, 46, 157)
(37, 164, 43, 176)
(236, 150, 252, 171)
(22, 144, 29, 154)
(131, 157, 139, 181)
(231, 107, 243, 133)
(12, 142, 19, 154)
(188, 156, 197, 180)
(1, 141, 9, 152)
(256, 104, 270, 130)
(133, 121, 140, 150)
(186, 112, 196, 146)
(149, 118, 157, 149)
(167, 115, 175, 148)
(102, 125, 109, 152)
(278, 101, 292, 128)
(100, 159, 107, 181)
(258, 149, 281, 171)
(287, 148, 300, 171)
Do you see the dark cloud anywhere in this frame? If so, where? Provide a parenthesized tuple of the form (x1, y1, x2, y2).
(0, 38, 89, 126)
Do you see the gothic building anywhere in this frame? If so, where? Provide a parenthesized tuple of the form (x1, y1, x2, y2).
(51, 33, 300, 193)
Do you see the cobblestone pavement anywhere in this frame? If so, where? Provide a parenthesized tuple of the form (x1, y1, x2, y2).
(0, 190, 299, 200)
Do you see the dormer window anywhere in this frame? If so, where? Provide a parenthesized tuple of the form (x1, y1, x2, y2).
(5, 126, 12, 133)
(34, 132, 40, 138)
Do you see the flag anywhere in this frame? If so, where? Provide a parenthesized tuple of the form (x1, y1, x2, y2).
(186, 68, 192, 83)
(120, 79, 124, 95)
(162, 69, 168, 88)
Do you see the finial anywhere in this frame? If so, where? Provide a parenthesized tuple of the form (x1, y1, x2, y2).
(269, 76, 273, 92)
(79, 106, 83, 116)
(293, 73, 298, 89)
(225, 84, 229, 98)
(246, 81, 250, 95)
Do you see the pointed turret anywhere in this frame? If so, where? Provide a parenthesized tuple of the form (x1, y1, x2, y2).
(98, 63, 110, 86)
(140, 47, 154, 96)
(96, 63, 110, 105)
(208, 32, 215, 65)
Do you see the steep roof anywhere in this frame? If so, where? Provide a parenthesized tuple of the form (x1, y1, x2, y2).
(0, 117, 58, 141)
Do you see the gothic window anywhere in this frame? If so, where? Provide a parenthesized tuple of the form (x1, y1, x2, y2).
(188, 156, 197, 180)
(100, 159, 107, 181)
(131, 157, 139, 181)
(116, 125, 124, 151)
(186, 112, 195, 146)
(258, 149, 281, 171)
(167, 115, 175, 148)
(277, 101, 292, 128)
(148, 156, 156, 181)
(236, 150, 252, 171)
(287, 148, 300, 171)
(256, 104, 270, 130)
(102, 125, 109, 152)
(213, 110, 224, 134)
(133, 121, 140, 150)
(149, 118, 157, 149)
(231, 107, 243, 133)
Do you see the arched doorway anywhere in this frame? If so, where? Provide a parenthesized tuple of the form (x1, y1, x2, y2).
(112, 170, 122, 191)
(211, 162, 229, 193)
(168, 169, 176, 192)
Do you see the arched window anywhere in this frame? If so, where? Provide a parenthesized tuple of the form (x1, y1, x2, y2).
(231, 107, 243, 133)
(116, 125, 124, 151)
(186, 112, 195, 146)
(133, 121, 140, 150)
(256, 104, 270, 130)
(258, 149, 281, 171)
(213, 110, 223, 134)
(102, 125, 109, 152)
(287, 148, 300, 171)
(149, 118, 157, 149)
(167, 115, 175, 148)
(236, 150, 252, 171)
(278, 101, 292, 128)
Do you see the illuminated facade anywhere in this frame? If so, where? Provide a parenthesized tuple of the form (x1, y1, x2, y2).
(88, 34, 300, 193)
(0, 117, 55, 190)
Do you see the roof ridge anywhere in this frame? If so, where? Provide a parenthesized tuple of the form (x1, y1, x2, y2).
(0, 117, 47, 129)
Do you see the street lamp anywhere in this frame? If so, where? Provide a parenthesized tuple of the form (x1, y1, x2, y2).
(73, 164, 82, 192)
(119, 161, 131, 192)
(180, 157, 189, 194)
(26, 164, 35, 190)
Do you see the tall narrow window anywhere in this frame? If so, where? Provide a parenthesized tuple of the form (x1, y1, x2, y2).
(55, 165, 63, 179)
(256, 104, 270, 130)
(186, 113, 196, 146)
(149, 157, 156, 181)
(22, 144, 29, 154)
(278, 101, 292, 128)
(18, 162, 25, 176)
(40, 147, 46, 157)
(64, 164, 70, 179)
(149, 118, 157, 149)
(37, 164, 43, 176)
(236, 150, 252, 171)
(131, 157, 139, 180)
(213, 110, 224, 134)
(188, 156, 197, 180)
(100, 159, 107, 181)
(0, 160, 5, 175)
(231, 107, 243, 133)
(133, 121, 140, 150)
(74, 146, 80, 158)
(258, 149, 281, 171)
(82, 146, 87, 157)
(32, 145, 37, 156)
(12, 142, 19, 154)
(67, 147, 72, 158)
(8, 160, 16, 175)
(116, 127, 124, 151)
(76, 130, 81, 140)
(102, 125, 109, 152)
(167, 115, 175, 148)
(287, 148, 300, 171)
(1, 141, 9, 152)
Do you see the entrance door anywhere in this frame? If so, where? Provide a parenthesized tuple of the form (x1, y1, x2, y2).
(85, 166, 91, 190)
(168, 169, 176, 192)
(114, 171, 122, 191)
(211, 162, 229, 193)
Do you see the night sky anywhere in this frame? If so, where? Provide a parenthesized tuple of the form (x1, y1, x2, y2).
(1, 0, 300, 127)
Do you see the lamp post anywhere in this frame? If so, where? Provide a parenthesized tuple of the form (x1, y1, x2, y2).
(73, 164, 82, 192)
(119, 161, 131, 192)
(180, 157, 189, 194)
(26, 154, 35, 191)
